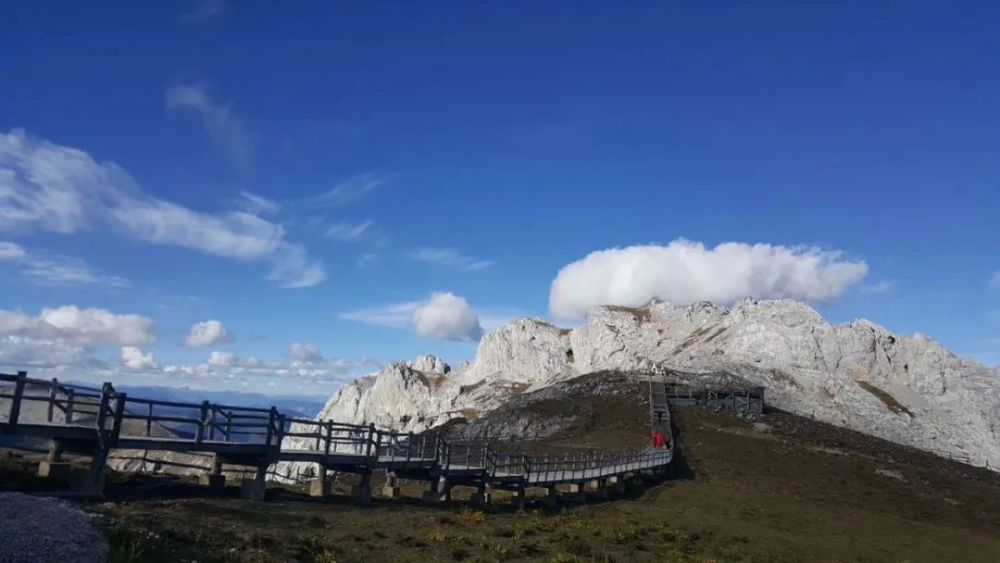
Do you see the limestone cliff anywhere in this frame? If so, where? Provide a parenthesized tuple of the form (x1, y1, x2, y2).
(280, 299, 999, 478)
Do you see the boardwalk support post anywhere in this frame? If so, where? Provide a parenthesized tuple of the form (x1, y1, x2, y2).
(543, 486, 559, 508)
(351, 472, 372, 505)
(200, 455, 226, 491)
(513, 479, 526, 510)
(241, 464, 268, 500)
(38, 440, 71, 482)
(381, 471, 400, 499)
(471, 479, 491, 507)
(309, 465, 331, 497)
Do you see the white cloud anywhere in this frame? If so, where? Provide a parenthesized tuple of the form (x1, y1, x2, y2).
(310, 174, 389, 207)
(339, 301, 421, 329)
(182, 0, 225, 22)
(549, 239, 869, 320)
(18, 254, 130, 288)
(267, 242, 327, 288)
(289, 342, 323, 362)
(0, 241, 25, 260)
(0, 129, 325, 288)
(0, 336, 89, 368)
(121, 346, 157, 370)
(0, 241, 128, 287)
(990, 271, 1000, 291)
(341, 292, 483, 341)
(207, 350, 236, 366)
(412, 292, 483, 341)
(408, 247, 495, 271)
(239, 191, 280, 215)
(183, 319, 231, 347)
(0, 306, 156, 346)
(166, 84, 252, 166)
(324, 219, 387, 246)
(861, 280, 894, 294)
(358, 253, 380, 269)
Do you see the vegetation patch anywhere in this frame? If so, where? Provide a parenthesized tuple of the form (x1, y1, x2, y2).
(605, 305, 653, 323)
(857, 381, 913, 416)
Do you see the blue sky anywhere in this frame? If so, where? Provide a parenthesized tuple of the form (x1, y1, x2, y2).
(1, 1, 998, 395)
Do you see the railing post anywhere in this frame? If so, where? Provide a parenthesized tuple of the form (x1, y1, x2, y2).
(324, 421, 332, 455)
(95, 383, 111, 443)
(406, 431, 414, 465)
(225, 412, 232, 442)
(66, 388, 75, 423)
(364, 423, 376, 458)
(208, 406, 218, 441)
(277, 414, 286, 448)
(265, 407, 277, 446)
(7, 371, 27, 431)
(47, 377, 57, 423)
(196, 401, 209, 443)
(111, 392, 127, 442)
(146, 403, 153, 436)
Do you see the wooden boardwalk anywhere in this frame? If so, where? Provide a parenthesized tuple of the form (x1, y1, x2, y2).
(1, 371, 674, 506)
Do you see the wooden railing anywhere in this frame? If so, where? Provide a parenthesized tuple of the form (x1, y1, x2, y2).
(2, 370, 677, 487)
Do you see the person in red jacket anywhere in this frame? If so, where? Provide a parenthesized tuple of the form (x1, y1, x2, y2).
(652, 429, 666, 448)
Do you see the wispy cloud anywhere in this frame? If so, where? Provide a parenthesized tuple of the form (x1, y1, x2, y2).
(0, 242, 129, 288)
(181, 0, 225, 23)
(322, 219, 389, 247)
(990, 271, 1000, 291)
(0, 129, 324, 289)
(339, 301, 420, 329)
(358, 253, 380, 269)
(166, 84, 253, 166)
(408, 247, 495, 271)
(309, 174, 391, 208)
(861, 280, 894, 294)
(239, 191, 280, 216)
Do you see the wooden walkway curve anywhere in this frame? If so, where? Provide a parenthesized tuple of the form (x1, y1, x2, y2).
(0, 370, 675, 506)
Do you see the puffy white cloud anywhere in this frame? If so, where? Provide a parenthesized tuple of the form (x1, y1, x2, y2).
(0, 241, 25, 260)
(408, 247, 495, 271)
(121, 346, 157, 370)
(340, 292, 485, 341)
(549, 239, 869, 320)
(289, 342, 323, 362)
(183, 320, 231, 347)
(0, 306, 156, 346)
(166, 83, 252, 166)
(0, 129, 325, 288)
(207, 350, 236, 366)
(412, 292, 483, 341)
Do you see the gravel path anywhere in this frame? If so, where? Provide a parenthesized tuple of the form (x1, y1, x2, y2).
(0, 493, 108, 563)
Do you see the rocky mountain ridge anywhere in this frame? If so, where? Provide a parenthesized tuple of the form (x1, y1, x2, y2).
(280, 298, 999, 478)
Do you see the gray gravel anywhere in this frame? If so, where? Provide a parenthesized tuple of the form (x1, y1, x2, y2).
(0, 493, 108, 563)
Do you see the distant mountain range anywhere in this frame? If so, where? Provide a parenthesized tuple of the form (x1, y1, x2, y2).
(68, 383, 327, 419)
